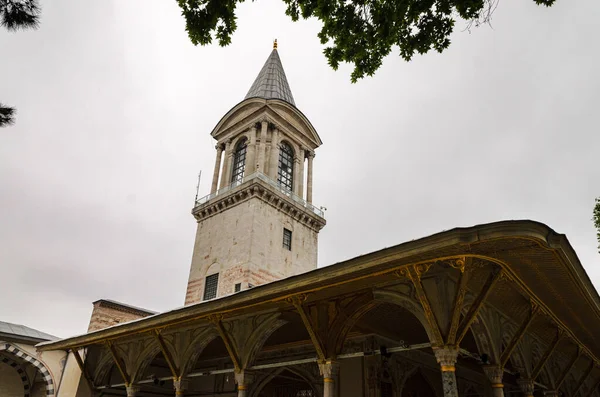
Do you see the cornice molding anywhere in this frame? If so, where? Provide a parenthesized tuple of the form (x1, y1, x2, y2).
(192, 178, 326, 232)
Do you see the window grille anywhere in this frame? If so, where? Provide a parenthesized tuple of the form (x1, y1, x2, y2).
(203, 273, 219, 300)
(234, 283, 241, 293)
(277, 142, 294, 192)
(231, 139, 248, 183)
(283, 228, 292, 250)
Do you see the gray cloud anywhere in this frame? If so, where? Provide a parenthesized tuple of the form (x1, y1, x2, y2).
(1, 0, 598, 338)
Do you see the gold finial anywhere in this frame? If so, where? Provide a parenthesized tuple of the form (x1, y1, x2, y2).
(273, 39, 278, 49)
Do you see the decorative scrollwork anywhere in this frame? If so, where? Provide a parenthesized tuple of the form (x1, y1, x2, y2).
(414, 263, 432, 279)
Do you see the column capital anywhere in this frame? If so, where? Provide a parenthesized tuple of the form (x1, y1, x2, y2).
(434, 346, 459, 371)
(174, 378, 189, 395)
(517, 378, 535, 396)
(318, 360, 340, 379)
(483, 364, 504, 387)
(235, 370, 255, 388)
(126, 385, 140, 397)
(307, 151, 315, 159)
(215, 144, 223, 151)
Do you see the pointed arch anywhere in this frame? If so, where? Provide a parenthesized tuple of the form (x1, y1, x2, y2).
(372, 289, 436, 343)
(0, 343, 54, 397)
(249, 365, 321, 397)
(128, 341, 162, 383)
(0, 354, 31, 397)
(178, 327, 220, 377)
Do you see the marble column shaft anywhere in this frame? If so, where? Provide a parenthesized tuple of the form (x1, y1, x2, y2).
(211, 145, 223, 194)
(257, 120, 268, 173)
(219, 139, 233, 189)
(246, 126, 258, 175)
(319, 361, 340, 397)
(295, 148, 305, 197)
(268, 128, 280, 179)
(306, 152, 314, 203)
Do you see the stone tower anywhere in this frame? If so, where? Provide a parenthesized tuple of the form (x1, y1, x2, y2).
(184, 42, 326, 305)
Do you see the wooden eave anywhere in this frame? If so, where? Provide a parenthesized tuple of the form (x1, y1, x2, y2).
(37, 220, 600, 361)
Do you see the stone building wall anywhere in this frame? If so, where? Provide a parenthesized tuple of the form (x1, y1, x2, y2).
(185, 196, 318, 305)
(87, 300, 155, 332)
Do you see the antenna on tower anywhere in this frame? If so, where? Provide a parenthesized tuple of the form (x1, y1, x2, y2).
(194, 170, 202, 204)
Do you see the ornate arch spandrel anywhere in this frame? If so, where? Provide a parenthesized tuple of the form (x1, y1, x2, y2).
(161, 326, 220, 377)
(222, 312, 288, 369)
(113, 337, 161, 384)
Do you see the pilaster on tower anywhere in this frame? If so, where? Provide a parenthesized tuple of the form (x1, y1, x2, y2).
(184, 44, 326, 306)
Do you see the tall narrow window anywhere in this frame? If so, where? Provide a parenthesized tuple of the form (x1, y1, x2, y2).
(283, 228, 292, 250)
(231, 138, 248, 183)
(203, 273, 219, 300)
(277, 142, 294, 192)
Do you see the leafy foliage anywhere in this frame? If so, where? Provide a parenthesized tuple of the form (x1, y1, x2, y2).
(1, 0, 41, 127)
(177, 0, 556, 82)
(0, 0, 40, 31)
(594, 198, 600, 253)
(0, 103, 15, 127)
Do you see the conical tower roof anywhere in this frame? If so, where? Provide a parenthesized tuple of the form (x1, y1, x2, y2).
(245, 42, 296, 106)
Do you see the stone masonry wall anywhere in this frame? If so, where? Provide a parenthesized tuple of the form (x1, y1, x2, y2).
(185, 195, 319, 305)
(87, 301, 154, 332)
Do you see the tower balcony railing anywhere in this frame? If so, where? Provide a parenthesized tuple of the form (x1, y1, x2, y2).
(195, 171, 325, 218)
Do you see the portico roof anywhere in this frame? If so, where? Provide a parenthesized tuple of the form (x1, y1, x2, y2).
(38, 220, 600, 364)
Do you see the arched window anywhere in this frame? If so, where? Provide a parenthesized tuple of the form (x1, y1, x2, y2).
(231, 138, 248, 183)
(277, 142, 294, 192)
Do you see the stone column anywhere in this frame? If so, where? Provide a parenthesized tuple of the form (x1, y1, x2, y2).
(126, 385, 140, 397)
(173, 378, 188, 396)
(483, 365, 505, 397)
(268, 128, 280, 179)
(517, 378, 535, 397)
(257, 120, 268, 173)
(211, 144, 223, 194)
(294, 148, 305, 198)
(306, 152, 314, 203)
(219, 139, 233, 189)
(246, 125, 258, 175)
(434, 346, 459, 397)
(319, 360, 340, 397)
(235, 370, 254, 397)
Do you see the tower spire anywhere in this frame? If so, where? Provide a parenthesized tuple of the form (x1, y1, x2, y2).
(245, 44, 295, 106)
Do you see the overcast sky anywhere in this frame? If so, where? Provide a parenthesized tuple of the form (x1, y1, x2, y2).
(1, 0, 598, 338)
